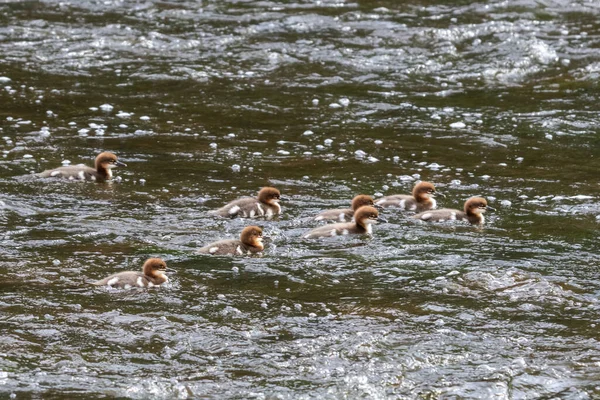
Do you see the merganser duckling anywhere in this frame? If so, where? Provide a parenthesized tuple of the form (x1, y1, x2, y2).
(303, 206, 387, 239)
(92, 258, 169, 289)
(197, 225, 264, 255)
(375, 181, 438, 212)
(413, 197, 494, 225)
(212, 187, 282, 219)
(39, 151, 126, 181)
(314, 194, 377, 222)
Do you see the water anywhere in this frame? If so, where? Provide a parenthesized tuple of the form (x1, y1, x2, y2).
(1, 0, 600, 398)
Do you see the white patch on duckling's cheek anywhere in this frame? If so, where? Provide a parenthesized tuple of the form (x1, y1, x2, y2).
(107, 277, 119, 286)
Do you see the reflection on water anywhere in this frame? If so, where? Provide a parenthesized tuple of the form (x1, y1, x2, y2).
(1, 0, 600, 398)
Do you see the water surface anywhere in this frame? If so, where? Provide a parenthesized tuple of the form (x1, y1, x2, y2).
(1, 0, 600, 398)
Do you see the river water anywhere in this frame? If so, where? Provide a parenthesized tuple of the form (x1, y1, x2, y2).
(1, 0, 599, 398)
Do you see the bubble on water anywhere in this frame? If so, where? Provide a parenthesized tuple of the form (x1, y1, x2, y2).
(354, 150, 366, 158)
(78, 128, 89, 136)
(500, 200, 512, 207)
(0, 77, 11, 83)
(382, 185, 389, 191)
(498, 163, 507, 167)
(138, 178, 146, 185)
(17, 120, 32, 125)
(427, 163, 442, 170)
(481, 175, 491, 180)
(311, 99, 319, 106)
(339, 98, 350, 107)
(277, 150, 290, 155)
(39, 127, 50, 137)
(261, 302, 268, 309)
(374, 139, 383, 145)
(140, 116, 150, 121)
(303, 130, 314, 136)
(329, 103, 341, 108)
(393, 156, 400, 163)
(217, 294, 226, 300)
(232, 266, 239, 273)
(68, 121, 76, 126)
(231, 164, 241, 172)
(23, 154, 33, 159)
(399, 175, 414, 182)
(62, 160, 71, 166)
(227, 133, 236, 138)
(252, 152, 262, 156)
(294, 304, 302, 311)
(209, 143, 217, 149)
(367, 156, 379, 163)
(89, 107, 98, 111)
(450, 121, 466, 129)
(545, 133, 553, 140)
(308, 313, 317, 318)
(99, 104, 114, 112)
(324, 138, 333, 146)
(46, 110, 55, 116)
(450, 179, 461, 185)
(315, 145, 325, 150)
(118, 124, 127, 129)
(303, 151, 312, 155)
(516, 157, 524, 163)
(116, 111, 132, 118)
(412, 173, 421, 180)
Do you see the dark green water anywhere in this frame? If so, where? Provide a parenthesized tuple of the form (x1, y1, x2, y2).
(1, 0, 599, 398)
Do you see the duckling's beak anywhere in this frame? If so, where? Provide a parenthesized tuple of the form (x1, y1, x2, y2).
(278, 196, 290, 201)
(373, 204, 384, 210)
(164, 266, 175, 272)
(262, 236, 272, 243)
(485, 205, 496, 212)
(376, 216, 388, 223)
(432, 191, 445, 198)
(115, 160, 127, 167)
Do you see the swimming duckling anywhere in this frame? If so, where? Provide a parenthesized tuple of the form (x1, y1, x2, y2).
(212, 187, 282, 219)
(92, 258, 169, 289)
(413, 197, 493, 225)
(303, 206, 387, 239)
(197, 226, 264, 255)
(39, 151, 126, 181)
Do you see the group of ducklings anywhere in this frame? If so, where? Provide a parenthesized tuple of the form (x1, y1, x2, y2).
(38, 151, 493, 289)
